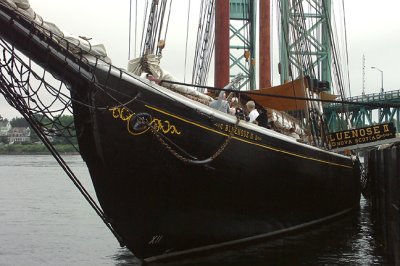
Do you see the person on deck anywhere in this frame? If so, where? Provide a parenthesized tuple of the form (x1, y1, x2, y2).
(229, 97, 240, 115)
(289, 127, 300, 141)
(210, 91, 230, 113)
(246, 101, 259, 124)
(141, 72, 161, 84)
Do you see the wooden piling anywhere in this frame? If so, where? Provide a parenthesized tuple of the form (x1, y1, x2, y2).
(367, 144, 400, 265)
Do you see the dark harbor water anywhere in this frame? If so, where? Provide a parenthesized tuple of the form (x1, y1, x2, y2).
(0, 155, 387, 265)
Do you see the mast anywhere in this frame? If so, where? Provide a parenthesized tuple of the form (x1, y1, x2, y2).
(259, 0, 271, 88)
(215, 0, 257, 91)
(214, 0, 230, 91)
(229, 0, 256, 90)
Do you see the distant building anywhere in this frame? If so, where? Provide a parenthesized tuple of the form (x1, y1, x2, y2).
(0, 120, 11, 136)
(8, 127, 31, 143)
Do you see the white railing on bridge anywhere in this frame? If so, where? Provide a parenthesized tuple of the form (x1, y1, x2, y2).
(325, 89, 400, 109)
(349, 90, 400, 103)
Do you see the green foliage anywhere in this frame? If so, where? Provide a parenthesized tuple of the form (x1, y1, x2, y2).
(7, 114, 77, 144)
(0, 135, 9, 144)
(0, 113, 79, 151)
(0, 115, 8, 122)
(0, 143, 79, 154)
(10, 117, 29, 127)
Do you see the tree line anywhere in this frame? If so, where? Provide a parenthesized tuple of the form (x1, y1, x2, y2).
(0, 115, 78, 145)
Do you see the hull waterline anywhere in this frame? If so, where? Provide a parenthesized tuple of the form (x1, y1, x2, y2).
(0, 2, 361, 260)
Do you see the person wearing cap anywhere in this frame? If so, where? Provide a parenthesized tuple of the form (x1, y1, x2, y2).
(246, 100, 259, 124)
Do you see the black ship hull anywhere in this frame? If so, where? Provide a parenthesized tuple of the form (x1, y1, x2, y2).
(0, 2, 361, 261)
(76, 67, 360, 259)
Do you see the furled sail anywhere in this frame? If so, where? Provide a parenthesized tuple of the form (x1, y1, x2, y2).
(128, 54, 213, 103)
(3, 0, 111, 63)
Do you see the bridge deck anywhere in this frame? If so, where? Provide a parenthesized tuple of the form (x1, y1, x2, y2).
(325, 90, 400, 112)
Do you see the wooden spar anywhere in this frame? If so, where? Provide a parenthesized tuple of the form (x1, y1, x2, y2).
(214, 0, 230, 93)
(259, 0, 271, 88)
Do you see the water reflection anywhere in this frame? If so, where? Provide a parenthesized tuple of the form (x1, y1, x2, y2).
(0, 155, 386, 266)
(111, 248, 142, 266)
(111, 198, 385, 266)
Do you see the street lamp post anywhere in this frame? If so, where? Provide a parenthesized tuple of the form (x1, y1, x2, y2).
(371, 66, 384, 93)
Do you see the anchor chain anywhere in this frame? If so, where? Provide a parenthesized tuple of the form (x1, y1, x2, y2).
(149, 116, 240, 165)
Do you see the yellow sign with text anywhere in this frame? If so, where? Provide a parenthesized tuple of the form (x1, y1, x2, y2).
(329, 123, 396, 148)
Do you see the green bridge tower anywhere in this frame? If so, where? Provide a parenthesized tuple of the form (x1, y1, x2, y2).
(279, 0, 332, 85)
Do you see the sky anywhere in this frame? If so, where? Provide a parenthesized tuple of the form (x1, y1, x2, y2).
(0, 0, 399, 119)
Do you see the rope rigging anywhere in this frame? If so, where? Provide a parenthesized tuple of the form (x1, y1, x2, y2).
(277, 0, 326, 146)
(183, 0, 191, 83)
(276, 0, 358, 146)
(128, 0, 132, 59)
(0, 37, 125, 246)
(1, 1, 398, 247)
(322, 0, 353, 130)
(140, 0, 172, 57)
(192, 0, 215, 91)
(241, 0, 252, 91)
(159, 79, 400, 109)
(2, 0, 383, 251)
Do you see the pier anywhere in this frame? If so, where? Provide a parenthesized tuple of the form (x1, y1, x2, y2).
(366, 144, 400, 265)
(326, 89, 400, 265)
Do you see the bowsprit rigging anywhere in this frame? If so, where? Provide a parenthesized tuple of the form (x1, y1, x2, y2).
(0, 0, 364, 262)
(0, 17, 125, 247)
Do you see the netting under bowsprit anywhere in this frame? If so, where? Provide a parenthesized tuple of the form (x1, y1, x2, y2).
(0, 37, 77, 146)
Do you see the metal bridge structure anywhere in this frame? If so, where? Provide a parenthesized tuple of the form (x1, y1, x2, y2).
(324, 90, 400, 133)
(215, 0, 271, 90)
(278, 0, 332, 85)
(228, 0, 257, 90)
(218, 0, 333, 90)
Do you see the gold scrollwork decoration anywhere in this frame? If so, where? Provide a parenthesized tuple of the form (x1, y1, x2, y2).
(110, 107, 134, 121)
(150, 119, 181, 135)
(109, 107, 181, 136)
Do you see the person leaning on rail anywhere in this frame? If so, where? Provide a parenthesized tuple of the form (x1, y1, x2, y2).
(210, 91, 230, 113)
(246, 100, 259, 124)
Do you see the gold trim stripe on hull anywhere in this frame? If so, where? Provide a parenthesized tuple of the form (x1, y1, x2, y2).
(145, 105, 353, 169)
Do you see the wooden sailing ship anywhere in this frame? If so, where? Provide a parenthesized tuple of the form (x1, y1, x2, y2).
(0, 0, 361, 261)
